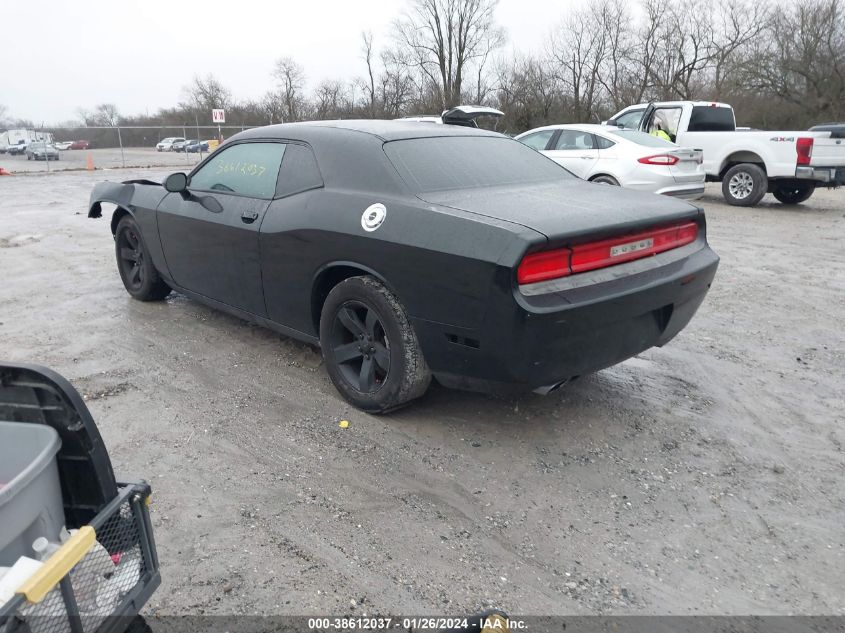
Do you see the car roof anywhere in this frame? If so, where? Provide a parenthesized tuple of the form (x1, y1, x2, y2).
(622, 101, 732, 109)
(236, 119, 501, 142)
(516, 123, 609, 137)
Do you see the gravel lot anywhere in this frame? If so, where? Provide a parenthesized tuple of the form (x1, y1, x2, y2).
(0, 170, 842, 616)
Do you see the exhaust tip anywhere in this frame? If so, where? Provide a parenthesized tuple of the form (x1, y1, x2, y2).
(532, 378, 571, 396)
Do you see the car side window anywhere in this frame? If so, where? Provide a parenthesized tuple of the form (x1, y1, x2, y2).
(519, 130, 555, 150)
(189, 142, 287, 199)
(613, 109, 644, 129)
(649, 107, 683, 141)
(276, 143, 323, 198)
(594, 135, 616, 150)
(554, 130, 596, 150)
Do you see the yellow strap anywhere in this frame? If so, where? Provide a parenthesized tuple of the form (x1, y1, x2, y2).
(17, 526, 97, 604)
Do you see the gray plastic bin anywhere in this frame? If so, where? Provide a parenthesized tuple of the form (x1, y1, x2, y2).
(0, 420, 63, 566)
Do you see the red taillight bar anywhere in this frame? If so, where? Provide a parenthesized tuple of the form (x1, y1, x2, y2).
(796, 137, 813, 166)
(570, 221, 698, 273)
(517, 221, 699, 285)
(638, 154, 679, 165)
(517, 247, 571, 284)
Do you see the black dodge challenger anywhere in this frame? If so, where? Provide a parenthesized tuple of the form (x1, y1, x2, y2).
(89, 121, 719, 412)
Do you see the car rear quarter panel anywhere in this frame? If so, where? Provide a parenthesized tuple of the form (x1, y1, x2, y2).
(258, 189, 537, 338)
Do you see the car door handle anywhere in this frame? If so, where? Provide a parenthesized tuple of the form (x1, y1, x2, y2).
(241, 210, 259, 224)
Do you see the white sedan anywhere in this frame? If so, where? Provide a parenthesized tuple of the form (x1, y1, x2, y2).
(515, 124, 705, 199)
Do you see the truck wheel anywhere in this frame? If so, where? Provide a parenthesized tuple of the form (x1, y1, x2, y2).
(772, 181, 815, 204)
(722, 163, 767, 207)
(320, 276, 431, 414)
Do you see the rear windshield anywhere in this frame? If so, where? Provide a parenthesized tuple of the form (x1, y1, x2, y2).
(605, 129, 676, 147)
(688, 106, 735, 132)
(384, 136, 573, 193)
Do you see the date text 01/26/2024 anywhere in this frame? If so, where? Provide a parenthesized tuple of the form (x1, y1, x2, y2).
(306, 616, 525, 631)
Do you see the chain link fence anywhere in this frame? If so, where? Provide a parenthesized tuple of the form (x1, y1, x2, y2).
(2, 125, 260, 173)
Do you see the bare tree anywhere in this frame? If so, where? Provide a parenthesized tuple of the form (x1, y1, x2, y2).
(709, 0, 770, 98)
(745, 0, 845, 122)
(394, 0, 505, 108)
(92, 103, 120, 126)
(272, 57, 308, 122)
(361, 32, 379, 117)
(378, 47, 419, 117)
(496, 54, 563, 131)
(313, 80, 349, 119)
(548, 1, 609, 121)
(593, 0, 637, 111)
(181, 74, 232, 113)
(261, 90, 286, 124)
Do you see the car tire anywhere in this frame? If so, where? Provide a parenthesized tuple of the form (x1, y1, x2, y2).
(722, 163, 767, 207)
(320, 276, 431, 413)
(114, 215, 171, 301)
(590, 174, 620, 186)
(772, 181, 815, 204)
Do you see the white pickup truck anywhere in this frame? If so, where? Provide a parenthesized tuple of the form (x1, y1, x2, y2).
(605, 101, 845, 206)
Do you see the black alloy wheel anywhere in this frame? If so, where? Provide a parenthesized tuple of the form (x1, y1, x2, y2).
(330, 301, 391, 393)
(319, 275, 431, 413)
(117, 225, 146, 293)
(114, 215, 171, 301)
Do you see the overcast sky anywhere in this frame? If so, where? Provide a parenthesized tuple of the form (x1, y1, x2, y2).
(3, 0, 584, 124)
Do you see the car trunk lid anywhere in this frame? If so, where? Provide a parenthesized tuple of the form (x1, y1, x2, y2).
(667, 147, 704, 183)
(419, 180, 701, 242)
(441, 105, 504, 127)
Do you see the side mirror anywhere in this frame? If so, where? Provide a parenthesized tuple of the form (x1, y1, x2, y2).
(164, 172, 188, 193)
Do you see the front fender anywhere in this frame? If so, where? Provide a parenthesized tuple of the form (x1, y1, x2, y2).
(87, 180, 166, 221)
(88, 180, 172, 279)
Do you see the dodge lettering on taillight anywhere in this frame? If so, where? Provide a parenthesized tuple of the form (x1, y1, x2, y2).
(610, 238, 654, 258)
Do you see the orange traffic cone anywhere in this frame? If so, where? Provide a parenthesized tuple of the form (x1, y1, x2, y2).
(86, 154, 94, 171)
(0, 167, 10, 176)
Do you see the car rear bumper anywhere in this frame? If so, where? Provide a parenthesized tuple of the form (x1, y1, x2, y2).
(412, 242, 719, 394)
(656, 184, 705, 199)
(795, 165, 845, 185)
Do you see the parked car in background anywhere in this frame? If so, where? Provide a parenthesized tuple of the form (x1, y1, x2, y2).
(8, 141, 27, 155)
(605, 101, 845, 206)
(516, 124, 705, 199)
(69, 140, 90, 150)
(54, 141, 73, 150)
(88, 120, 718, 413)
(156, 137, 184, 152)
(171, 139, 194, 152)
(26, 142, 60, 161)
(0, 144, 8, 154)
(185, 140, 210, 153)
(397, 105, 504, 128)
(809, 122, 845, 137)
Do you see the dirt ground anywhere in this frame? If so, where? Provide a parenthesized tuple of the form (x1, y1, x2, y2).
(0, 170, 843, 616)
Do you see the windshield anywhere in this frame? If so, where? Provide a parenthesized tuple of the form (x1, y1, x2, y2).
(605, 129, 676, 147)
(384, 136, 573, 193)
